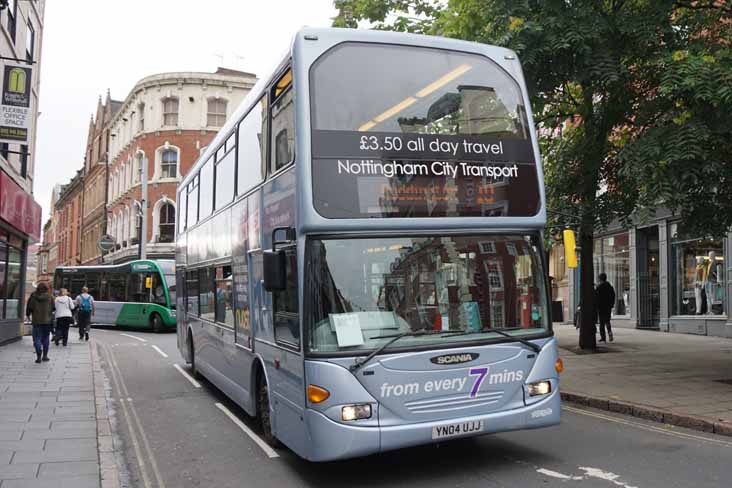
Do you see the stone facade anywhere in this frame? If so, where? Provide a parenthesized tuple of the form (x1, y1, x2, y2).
(103, 68, 256, 264)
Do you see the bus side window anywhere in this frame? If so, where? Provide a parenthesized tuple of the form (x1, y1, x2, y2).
(186, 269, 199, 316)
(108, 274, 126, 302)
(270, 68, 294, 173)
(272, 245, 299, 347)
(127, 274, 147, 303)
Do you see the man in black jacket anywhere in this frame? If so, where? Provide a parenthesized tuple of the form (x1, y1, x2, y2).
(596, 273, 616, 342)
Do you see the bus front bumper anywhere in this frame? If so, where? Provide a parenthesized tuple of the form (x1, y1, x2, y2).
(303, 389, 560, 462)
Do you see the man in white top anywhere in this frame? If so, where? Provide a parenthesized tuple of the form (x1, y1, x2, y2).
(53, 288, 75, 347)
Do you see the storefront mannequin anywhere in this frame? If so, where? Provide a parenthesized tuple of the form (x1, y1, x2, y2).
(694, 256, 705, 314)
(704, 250, 718, 315)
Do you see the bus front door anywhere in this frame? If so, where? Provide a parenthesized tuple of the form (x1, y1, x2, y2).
(125, 273, 151, 327)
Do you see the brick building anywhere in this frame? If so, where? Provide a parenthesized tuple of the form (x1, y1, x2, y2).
(54, 170, 84, 267)
(104, 69, 256, 264)
(80, 92, 122, 264)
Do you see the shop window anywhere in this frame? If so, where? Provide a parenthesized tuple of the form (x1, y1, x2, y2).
(593, 233, 631, 316)
(671, 237, 724, 316)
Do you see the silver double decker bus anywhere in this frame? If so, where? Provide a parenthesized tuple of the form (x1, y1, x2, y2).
(176, 27, 561, 462)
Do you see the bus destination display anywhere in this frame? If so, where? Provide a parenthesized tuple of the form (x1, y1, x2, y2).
(312, 130, 541, 219)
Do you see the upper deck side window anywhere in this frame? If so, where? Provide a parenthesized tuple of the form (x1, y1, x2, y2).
(270, 68, 295, 174)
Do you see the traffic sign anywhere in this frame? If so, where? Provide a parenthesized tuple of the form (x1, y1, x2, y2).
(98, 234, 115, 252)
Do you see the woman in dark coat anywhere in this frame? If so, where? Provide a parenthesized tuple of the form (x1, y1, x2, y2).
(26, 282, 55, 363)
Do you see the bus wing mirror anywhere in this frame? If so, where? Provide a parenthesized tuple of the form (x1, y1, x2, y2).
(263, 249, 286, 291)
(272, 226, 296, 251)
(563, 229, 578, 269)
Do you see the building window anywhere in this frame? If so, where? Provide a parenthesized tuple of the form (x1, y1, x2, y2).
(671, 235, 724, 316)
(485, 260, 504, 291)
(20, 145, 27, 178)
(138, 103, 145, 131)
(159, 202, 175, 243)
(207, 98, 227, 127)
(161, 149, 177, 179)
(0, 143, 8, 161)
(134, 152, 142, 183)
(7, 0, 17, 42)
(162, 97, 179, 126)
(593, 232, 630, 316)
(26, 20, 35, 61)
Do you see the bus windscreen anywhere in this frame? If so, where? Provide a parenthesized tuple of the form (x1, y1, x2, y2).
(310, 43, 540, 219)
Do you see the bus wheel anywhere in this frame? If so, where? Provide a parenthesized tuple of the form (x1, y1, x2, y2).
(257, 378, 279, 447)
(188, 333, 201, 379)
(150, 313, 162, 333)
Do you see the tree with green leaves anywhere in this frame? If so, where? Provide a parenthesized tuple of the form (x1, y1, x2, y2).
(333, 0, 732, 350)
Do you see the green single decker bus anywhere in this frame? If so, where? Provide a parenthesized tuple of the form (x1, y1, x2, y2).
(53, 260, 176, 332)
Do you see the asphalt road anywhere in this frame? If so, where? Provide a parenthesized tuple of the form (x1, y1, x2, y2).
(90, 328, 732, 488)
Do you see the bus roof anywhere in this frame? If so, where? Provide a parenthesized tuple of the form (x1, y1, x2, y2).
(54, 259, 173, 273)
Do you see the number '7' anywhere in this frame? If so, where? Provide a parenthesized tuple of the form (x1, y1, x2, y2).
(469, 367, 488, 398)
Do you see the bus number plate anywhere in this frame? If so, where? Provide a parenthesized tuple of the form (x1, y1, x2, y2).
(431, 420, 483, 440)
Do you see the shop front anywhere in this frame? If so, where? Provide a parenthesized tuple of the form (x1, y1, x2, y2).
(564, 215, 732, 338)
(0, 170, 42, 344)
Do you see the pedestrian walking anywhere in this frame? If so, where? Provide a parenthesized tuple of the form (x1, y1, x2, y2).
(75, 287, 95, 341)
(25, 282, 55, 363)
(596, 273, 616, 342)
(50, 288, 60, 344)
(53, 288, 75, 347)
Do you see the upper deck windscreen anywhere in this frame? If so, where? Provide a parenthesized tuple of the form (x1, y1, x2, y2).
(310, 42, 540, 219)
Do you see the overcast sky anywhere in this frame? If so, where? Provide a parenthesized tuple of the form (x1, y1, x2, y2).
(34, 0, 338, 226)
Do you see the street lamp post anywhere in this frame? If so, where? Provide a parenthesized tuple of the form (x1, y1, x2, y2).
(135, 150, 148, 260)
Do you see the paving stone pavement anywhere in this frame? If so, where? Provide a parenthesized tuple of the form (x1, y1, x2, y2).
(556, 324, 732, 434)
(0, 336, 102, 488)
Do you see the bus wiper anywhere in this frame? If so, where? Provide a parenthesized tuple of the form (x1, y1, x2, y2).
(349, 329, 464, 373)
(441, 327, 541, 353)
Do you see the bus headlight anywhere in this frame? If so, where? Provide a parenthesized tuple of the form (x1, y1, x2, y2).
(527, 381, 552, 397)
(341, 404, 372, 421)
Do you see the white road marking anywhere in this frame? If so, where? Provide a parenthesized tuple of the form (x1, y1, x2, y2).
(173, 364, 201, 388)
(535, 466, 637, 487)
(120, 333, 147, 342)
(536, 468, 582, 480)
(215, 402, 279, 459)
(579, 467, 638, 488)
(564, 405, 732, 447)
(151, 345, 169, 358)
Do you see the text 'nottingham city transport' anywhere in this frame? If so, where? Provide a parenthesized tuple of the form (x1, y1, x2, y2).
(176, 27, 562, 462)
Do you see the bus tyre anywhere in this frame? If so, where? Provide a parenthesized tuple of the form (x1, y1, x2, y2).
(188, 334, 201, 379)
(257, 380, 279, 447)
(150, 313, 163, 333)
